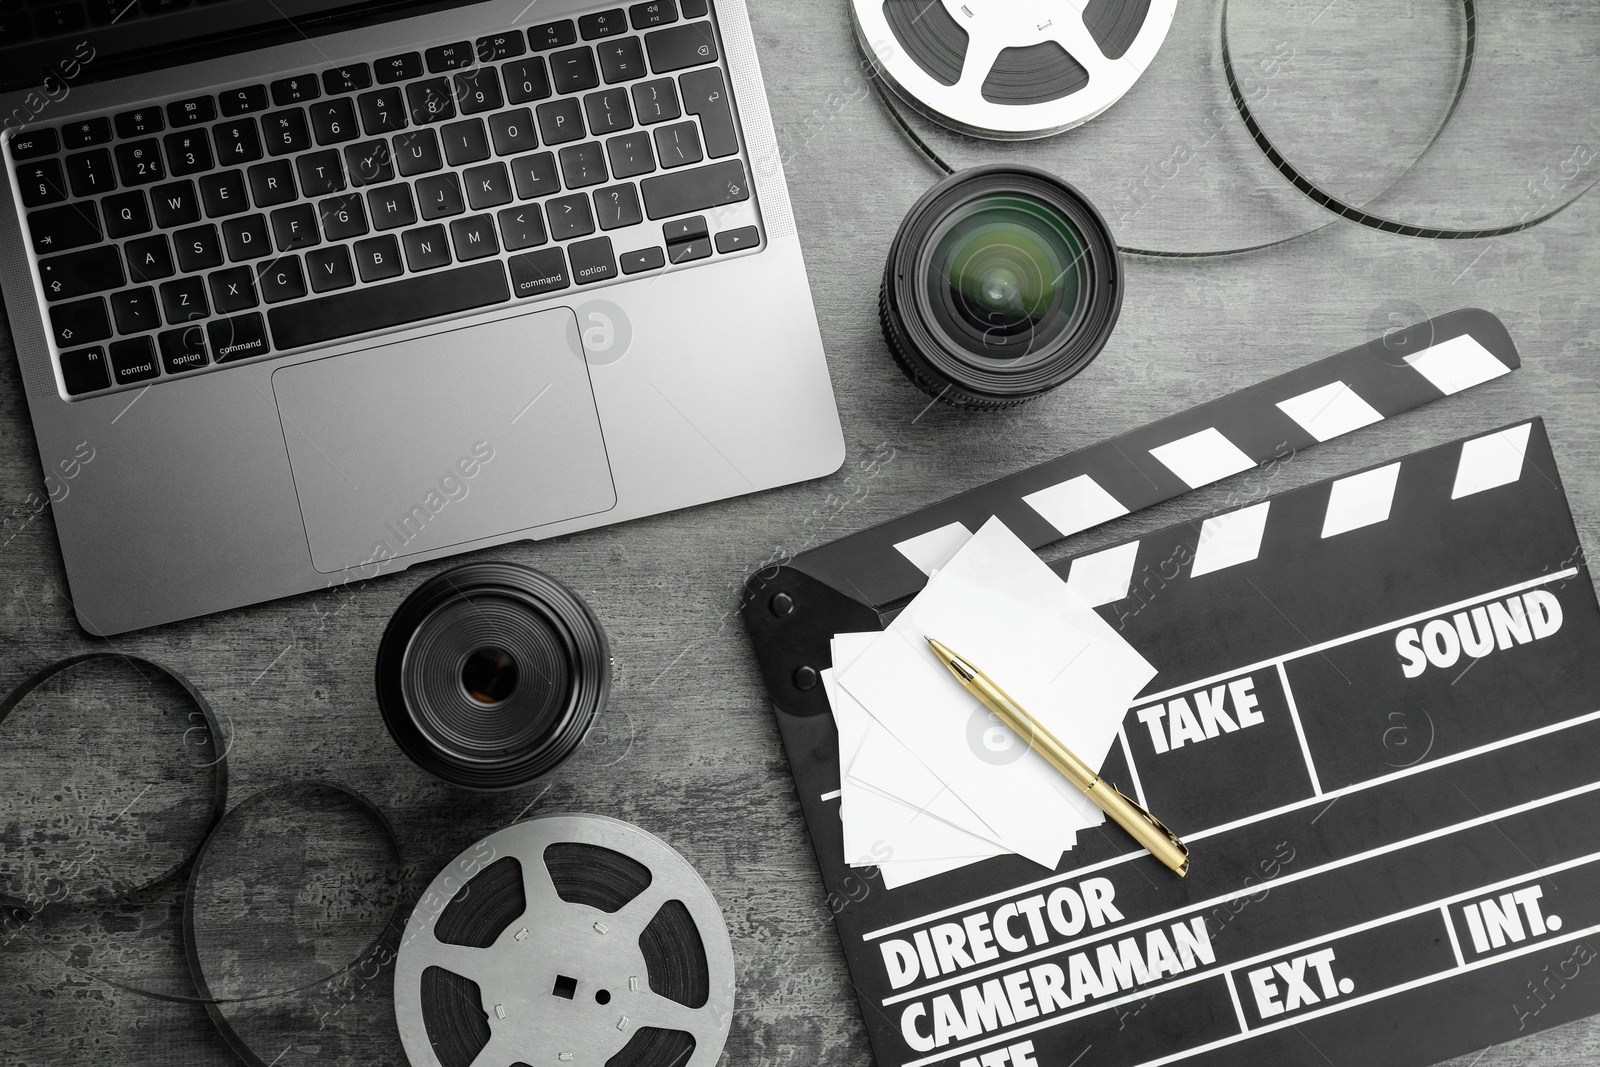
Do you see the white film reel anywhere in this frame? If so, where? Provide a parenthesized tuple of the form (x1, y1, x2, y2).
(853, 0, 1176, 139)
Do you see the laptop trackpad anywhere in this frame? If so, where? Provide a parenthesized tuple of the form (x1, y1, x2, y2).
(272, 309, 615, 574)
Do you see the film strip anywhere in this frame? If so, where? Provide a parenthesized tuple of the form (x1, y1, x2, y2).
(744, 405, 1600, 1065)
(394, 814, 735, 1067)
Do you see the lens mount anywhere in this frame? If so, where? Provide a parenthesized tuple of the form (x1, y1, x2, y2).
(881, 166, 1123, 407)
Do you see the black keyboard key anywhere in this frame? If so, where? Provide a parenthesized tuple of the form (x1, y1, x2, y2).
(662, 215, 706, 241)
(417, 172, 464, 219)
(716, 223, 758, 252)
(270, 203, 319, 250)
(164, 129, 213, 175)
(142, 0, 188, 17)
(353, 234, 402, 282)
(344, 140, 394, 186)
(199, 169, 248, 216)
(152, 180, 200, 226)
(569, 235, 616, 283)
(383, 131, 434, 179)
(510, 151, 559, 199)
(667, 234, 710, 263)
(463, 161, 512, 209)
(271, 75, 320, 105)
(598, 36, 646, 83)
(488, 108, 537, 156)
(477, 33, 524, 62)
(168, 96, 216, 127)
(109, 336, 160, 385)
(605, 131, 654, 178)
(357, 88, 407, 134)
(27, 201, 100, 254)
(426, 41, 474, 72)
(550, 47, 599, 94)
(502, 57, 551, 104)
(219, 85, 269, 116)
(160, 276, 208, 323)
(619, 245, 663, 274)
(114, 107, 164, 138)
(579, 8, 625, 39)
(401, 224, 450, 271)
(35, 3, 87, 34)
(593, 183, 641, 229)
(306, 244, 355, 292)
(630, 1, 676, 29)
(222, 213, 270, 261)
(536, 97, 584, 144)
(309, 98, 360, 145)
(497, 204, 545, 249)
(213, 118, 262, 165)
(366, 184, 416, 230)
(455, 68, 503, 115)
(60, 345, 109, 395)
(17, 158, 67, 206)
(681, 67, 736, 157)
(584, 87, 632, 134)
(296, 149, 345, 195)
(645, 22, 716, 73)
(262, 109, 311, 156)
(558, 142, 607, 188)
(545, 192, 593, 239)
(406, 79, 456, 124)
(640, 157, 747, 218)
(318, 192, 367, 239)
(207, 312, 270, 363)
(124, 234, 174, 281)
(65, 148, 116, 196)
(157, 325, 209, 374)
(322, 64, 372, 95)
(111, 286, 160, 333)
(653, 120, 701, 168)
(508, 247, 567, 297)
(39, 245, 123, 301)
(528, 20, 576, 51)
(208, 266, 257, 312)
(174, 224, 223, 271)
(374, 52, 422, 84)
(10, 128, 59, 159)
(49, 296, 110, 347)
(61, 117, 111, 149)
(257, 255, 306, 301)
(681, 0, 708, 16)
(247, 158, 296, 207)
(270, 259, 510, 348)
(448, 213, 498, 260)
(439, 119, 488, 166)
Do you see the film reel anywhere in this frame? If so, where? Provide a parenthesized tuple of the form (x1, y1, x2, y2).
(854, 0, 1176, 139)
(395, 814, 734, 1067)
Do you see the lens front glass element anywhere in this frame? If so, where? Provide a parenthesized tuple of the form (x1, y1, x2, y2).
(925, 193, 1089, 362)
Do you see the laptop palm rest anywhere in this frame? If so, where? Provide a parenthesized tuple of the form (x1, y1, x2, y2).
(272, 308, 616, 575)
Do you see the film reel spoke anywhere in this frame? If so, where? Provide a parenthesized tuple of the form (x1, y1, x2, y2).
(604, 880, 677, 943)
(629, 989, 718, 1042)
(952, 31, 1006, 95)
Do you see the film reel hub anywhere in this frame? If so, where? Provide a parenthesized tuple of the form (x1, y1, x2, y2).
(395, 814, 734, 1067)
(856, 0, 1176, 139)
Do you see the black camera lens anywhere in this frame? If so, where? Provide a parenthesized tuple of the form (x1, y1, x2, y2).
(881, 166, 1123, 407)
(376, 563, 609, 791)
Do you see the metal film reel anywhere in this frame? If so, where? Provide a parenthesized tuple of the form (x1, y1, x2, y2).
(395, 815, 734, 1067)
(853, 0, 1176, 139)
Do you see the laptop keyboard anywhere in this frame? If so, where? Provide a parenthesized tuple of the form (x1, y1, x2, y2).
(8, 0, 764, 397)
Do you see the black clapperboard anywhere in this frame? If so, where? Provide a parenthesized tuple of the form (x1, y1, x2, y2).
(744, 310, 1600, 1067)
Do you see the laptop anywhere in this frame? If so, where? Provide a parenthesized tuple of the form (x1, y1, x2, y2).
(0, 0, 844, 635)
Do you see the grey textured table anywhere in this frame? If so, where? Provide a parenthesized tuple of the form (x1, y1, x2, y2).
(3, 1, 1600, 1064)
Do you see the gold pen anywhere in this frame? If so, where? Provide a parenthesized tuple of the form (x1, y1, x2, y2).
(927, 636, 1190, 877)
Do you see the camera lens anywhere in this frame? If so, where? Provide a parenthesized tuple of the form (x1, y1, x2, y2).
(375, 563, 610, 791)
(881, 166, 1122, 407)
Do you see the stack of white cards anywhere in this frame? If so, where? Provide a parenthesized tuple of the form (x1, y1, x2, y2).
(822, 517, 1158, 889)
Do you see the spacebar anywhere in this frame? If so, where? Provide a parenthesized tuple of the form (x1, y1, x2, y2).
(268, 261, 511, 350)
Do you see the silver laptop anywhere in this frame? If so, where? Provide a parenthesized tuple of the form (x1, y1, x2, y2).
(0, 0, 842, 635)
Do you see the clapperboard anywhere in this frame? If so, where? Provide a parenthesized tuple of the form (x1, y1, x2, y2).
(744, 311, 1600, 1066)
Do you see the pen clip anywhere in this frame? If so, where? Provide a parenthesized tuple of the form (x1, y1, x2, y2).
(1106, 781, 1191, 872)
